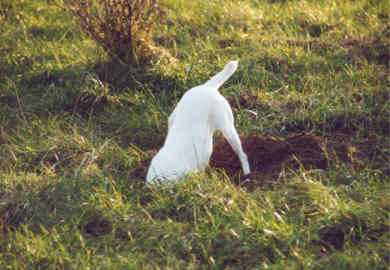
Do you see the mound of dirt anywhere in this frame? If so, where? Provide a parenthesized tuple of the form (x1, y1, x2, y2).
(210, 133, 353, 187)
(129, 132, 386, 188)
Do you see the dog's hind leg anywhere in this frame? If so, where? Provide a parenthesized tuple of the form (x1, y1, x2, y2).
(213, 99, 251, 175)
(221, 124, 250, 175)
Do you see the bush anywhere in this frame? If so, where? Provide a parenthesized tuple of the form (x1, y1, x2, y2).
(65, 0, 167, 64)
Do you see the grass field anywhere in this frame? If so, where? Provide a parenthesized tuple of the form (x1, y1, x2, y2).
(0, 0, 389, 269)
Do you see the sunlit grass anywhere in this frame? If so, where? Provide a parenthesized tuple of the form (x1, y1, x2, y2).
(0, 0, 388, 268)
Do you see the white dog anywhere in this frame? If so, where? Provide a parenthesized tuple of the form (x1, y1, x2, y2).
(146, 61, 250, 182)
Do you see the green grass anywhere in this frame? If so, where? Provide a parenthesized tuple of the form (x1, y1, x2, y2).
(0, 0, 389, 269)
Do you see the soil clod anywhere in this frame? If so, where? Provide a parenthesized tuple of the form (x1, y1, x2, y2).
(83, 216, 113, 237)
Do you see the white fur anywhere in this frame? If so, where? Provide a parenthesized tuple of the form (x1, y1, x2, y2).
(146, 61, 250, 183)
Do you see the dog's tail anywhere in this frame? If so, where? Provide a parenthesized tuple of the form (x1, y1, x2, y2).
(204, 60, 238, 89)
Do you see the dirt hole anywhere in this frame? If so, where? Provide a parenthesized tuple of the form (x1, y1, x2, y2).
(130, 133, 385, 187)
(211, 133, 335, 186)
(210, 133, 385, 187)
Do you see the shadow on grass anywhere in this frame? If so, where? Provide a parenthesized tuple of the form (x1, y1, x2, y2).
(278, 109, 389, 136)
(0, 177, 92, 232)
(0, 58, 185, 119)
(28, 25, 80, 42)
(92, 59, 186, 93)
(0, 175, 140, 237)
(314, 209, 389, 252)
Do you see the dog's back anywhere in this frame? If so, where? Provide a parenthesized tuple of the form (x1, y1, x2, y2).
(168, 85, 217, 132)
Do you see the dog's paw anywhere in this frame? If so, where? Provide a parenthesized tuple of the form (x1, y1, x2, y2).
(226, 60, 239, 71)
(240, 176, 251, 187)
(241, 173, 251, 180)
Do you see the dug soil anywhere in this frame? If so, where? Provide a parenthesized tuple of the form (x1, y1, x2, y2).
(130, 133, 386, 188)
(210, 133, 386, 188)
